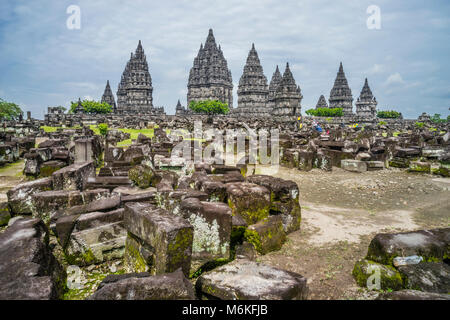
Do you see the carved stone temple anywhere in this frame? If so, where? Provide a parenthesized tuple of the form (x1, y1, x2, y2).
(315, 95, 329, 109)
(271, 63, 302, 116)
(101, 80, 117, 112)
(355, 78, 377, 119)
(116, 40, 156, 113)
(329, 62, 353, 116)
(187, 29, 234, 109)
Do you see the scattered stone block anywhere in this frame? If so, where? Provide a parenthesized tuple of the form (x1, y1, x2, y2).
(7, 177, 53, 215)
(39, 160, 66, 178)
(398, 262, 450, 293)
(352, 259, 403, 291)
(366, 161, 384, 171)
(124, 202, 193, 277)
(409, 161, 431, 173)
(52, 161, 95, 191)
(341, 159, 367, 172)
(89, 268, 195, 300)
(226, 182, 271, 225)
(244, 216, 286, 254)
(376, 289, 450, 300)
(196, 259, 308, 300)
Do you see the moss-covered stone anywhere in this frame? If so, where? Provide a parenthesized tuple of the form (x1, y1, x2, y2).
(128, 164, 158, 189)
(352, 259, 403, 291)
(244, 216, 286, 255)
(0, 202, 11, 226)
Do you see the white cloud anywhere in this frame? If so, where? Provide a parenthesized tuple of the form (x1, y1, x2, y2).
(385, 73, 404, 85)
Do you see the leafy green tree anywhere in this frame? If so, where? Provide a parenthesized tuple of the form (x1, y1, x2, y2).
(305, 107, 343, 117)
(0, 98, 23, 120)
(69, 100, 112, 114)
(430, 113, 447, 124)
(188, 100, 229, 115)
(98, 123, 108, 137)
(377, 110, 402, 119)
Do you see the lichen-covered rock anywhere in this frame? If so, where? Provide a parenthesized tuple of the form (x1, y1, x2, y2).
(244, 216, 286, 255)
(341, 159, 367, 172)
(376, 289, 450, 300)
(408, 161, 431, 173)
(61, 208, 126, 266)
(52, 161, 95, 191)
(0, 202, 11, 226)
(398, 262, 450, 293)
(89, 268, 195, 300)
(366, 228, 449, 265)
(226, 182, 271, 225)
(179, 198, 232, 265)
(246, 175, 301, 233)
(7, 177, 53, 214)
(196, 259, 308, 300)
(39, 160, 66, 178)
(31, 190, 83, 224)
(0, 218, 66, 299)
(128, 164, 158, 189)
(124, 202, 193, 277)
(352, 259, 403, 291)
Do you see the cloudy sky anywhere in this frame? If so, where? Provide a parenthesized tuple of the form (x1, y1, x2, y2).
(0, 0, 449, 119)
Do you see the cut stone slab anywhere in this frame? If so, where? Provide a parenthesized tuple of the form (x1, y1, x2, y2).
(31, 190, 83, 224)
(7, 177, 53, 215)
(65, 195, 121, 215)
(196, 259, 308, 300)
(89, 268, 195, 300)
(366, 161, 384, 171)
(341, 159, 367, 173)
(376, 289, 450, 300)
(352, 259, 403, 291)
(39, 160, 66, 178)
(398, 262, 450, 293)
(52, 161, 95, 191)
(226, 182, 271, 225)
(366, 228, 449, 265)
(244, 216, 286, 255)
(180, 198, 232, 265)
(409, 161, 431, 174)
(124, 202, 193, 277)
(0, 218, 65, 300)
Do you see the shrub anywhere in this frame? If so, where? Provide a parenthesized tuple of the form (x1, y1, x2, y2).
(188, 100, 229, 115)
(377, 110, 402, 119)
(70, 100, 112, 114)
(415, 122, 425, 128)
(305, 107, 343, 117)
(98, 123, 108, 137)
(378, 121, 387, 126)
(0, 98, 23, 120)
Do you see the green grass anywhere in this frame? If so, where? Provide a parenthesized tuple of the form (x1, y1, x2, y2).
(40, 126, 82, 132)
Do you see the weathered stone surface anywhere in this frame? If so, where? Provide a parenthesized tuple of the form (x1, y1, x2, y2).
(89, 268, 195, 300)
(7, 177, 53, 214)
(398, 262, 450, 293)
(376, 289, 450, 300)
(52, 161, 95, 191)
(409, 161, 431, 173)
(128, 164, 158, 189)
(64, 209, 126, 265)
(65, 195, 121, 215)
(366, 161, 384, 171)
(0, 202, 11, 226)
(0, 218, 65, 299)
(366, 228, 449, 265)
(124, 202, 193, 277)
(31, 190, 83, 224)
(196, 259, 308, 300)
(244, 216, 286, 254)
(352, 259, 403, 291)
(39, 160, 66, 178)
(226, 182, 271, 225)
(246, 174, 301, 233)
(341, 159, 367, 172)
(180, 198, 232, 264)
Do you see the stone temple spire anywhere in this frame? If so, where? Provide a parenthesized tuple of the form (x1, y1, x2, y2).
(237, 43, 269, 108)
(315, 95, 328, 109)
(272, 63, 302, 116)
(268, 65, 282, 106)
(187, 29, 233, 108)
(329, 62, 353, 116)
(356, 78, 377, 119)
(101, 80, 116, 112)
(116, 40, 154, 113)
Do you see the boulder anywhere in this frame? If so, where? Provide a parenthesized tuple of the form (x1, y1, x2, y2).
(398, 262, 450, 293)
(196, 259, 308, 300)
(376, 289, 450, 300)
(352, 259, 403, 291)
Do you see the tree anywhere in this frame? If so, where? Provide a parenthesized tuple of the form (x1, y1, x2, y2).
(69, 100, 112, 114)
(188, 100, 229, 115)
(430, 113, 447, 124)
(0, 98, 23, 120)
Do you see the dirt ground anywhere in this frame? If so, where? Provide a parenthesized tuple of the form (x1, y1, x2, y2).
(258, 167, 450, 300)
(0, 161, 448, 299)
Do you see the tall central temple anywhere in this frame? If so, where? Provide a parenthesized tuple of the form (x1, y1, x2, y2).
(187, 29, 233, 108)
(116, 40, 154, 113)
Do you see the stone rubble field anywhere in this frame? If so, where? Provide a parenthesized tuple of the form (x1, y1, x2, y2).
(0, 119, 449, 300)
